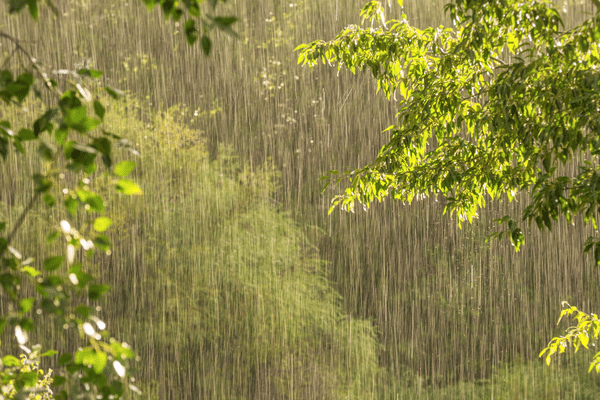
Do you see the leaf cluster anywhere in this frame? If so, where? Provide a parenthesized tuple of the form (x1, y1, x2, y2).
(141, 0, 238, 54)
(296, 0, 600, 261)
(540, 302, 600, 374)
(0, 67, 141, 399)
(0, 0, 236, 397)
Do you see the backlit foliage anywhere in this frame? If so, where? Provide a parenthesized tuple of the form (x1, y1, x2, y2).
(297, 0, 600, 259)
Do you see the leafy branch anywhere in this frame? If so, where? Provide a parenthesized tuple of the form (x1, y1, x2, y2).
(296, 0, 600, 262)
(540, 303, 600, 373)
(0, 0, 238, 398)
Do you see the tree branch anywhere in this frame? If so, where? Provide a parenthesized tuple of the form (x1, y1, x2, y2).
(0, 30, 60, 101)
(0, 191, 41, 259)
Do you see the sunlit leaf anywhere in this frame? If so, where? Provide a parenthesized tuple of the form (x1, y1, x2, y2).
(2, 355, 20, 367)
(77, 68, 103, 78)
(114, 161, 135, 177)
(116, 179, 143, 195)
(44, 256, 64, 271)
(21, 266, 40, 277)
(93, 217, 112, 232)
(19, 297, 34, 313)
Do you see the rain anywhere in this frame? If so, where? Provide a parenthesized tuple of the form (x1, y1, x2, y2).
(1, 0, 600, 398)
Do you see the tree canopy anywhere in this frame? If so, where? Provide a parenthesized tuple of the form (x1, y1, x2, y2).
(296, 0, 600, 261)
(297, 0, 600, 377)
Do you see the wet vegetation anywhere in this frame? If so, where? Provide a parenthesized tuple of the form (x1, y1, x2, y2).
(2, 0, 600, 398)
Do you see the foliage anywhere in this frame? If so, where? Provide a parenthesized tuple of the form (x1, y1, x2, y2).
(382, 355, 600, 399)
(0, 0, 237, 398)
(95, 99, 383, 398)
(139, 0, 238, 54)
(296, 0, 600, 261)
(296, 0, 600, 381)
(540, 303, 600, 373)
(1, 345, 54, 400)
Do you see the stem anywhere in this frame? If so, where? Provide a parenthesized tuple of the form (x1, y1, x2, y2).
(1, 191, 41, 259)
(0, 30, 60, 101)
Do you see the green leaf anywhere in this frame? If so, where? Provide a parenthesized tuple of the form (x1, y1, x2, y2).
(41, 349, 58, 357)
(33, 108, 58, 136)
(114, 161, 135, 177)
(26, 0, 38, 20)
(65, 196, 78, 215)
(59, 90, 82, 108)
(74, 348, 94, 364)
(104, 86, 123, 100)
(66, 142, 97, 166)
(51, 375, 66, 386)
(38, 141, 54, 161)
(116, 179, 143, 195)
(2, 81, 30, 103)
(69, 263, 94, 290)
(55, 127, 68, 145)
(21, 266, 41, 277)
(17, 128, 35, 141)
(19, 297, 34, 313)
(92, 351, 107, 374)
(110, 341, 135, 360)
(93, 235, 111, 252)
(47, 230, 59, 243)
(77, 69, 103, 78)
(13, 138, 24, 155)
(2, 355, 20, 366)
(201, 35, 212, 56)
(213, 16, 238, 29)
(184, 19, 198, 45)
(0, 136, 7, 159)
(8, 0, 27, 13)
(579, 332, 590, 349)
(88, 284, 111, 300)
(44, 256, 64, 271)
(20, 371, 38, 386)
(93, 217, 112, 232)
(43, 193, 56, 207)
(0, 70, 12, 86)
(74, 347, 107, 373)
(543, 154, 551, 172)
(74, 304, 91, 318)
(93, 100, 105, 120)
(58, 353, 72, 366)
(64, 106, 87, 127)
(76, 190, 104, 212)
(33, 173, 52, 193)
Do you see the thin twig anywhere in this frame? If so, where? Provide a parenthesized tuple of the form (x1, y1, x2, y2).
(1, 46, 19, 70)
(0, 30, 61, 100)
(1, 191, 41, 259)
